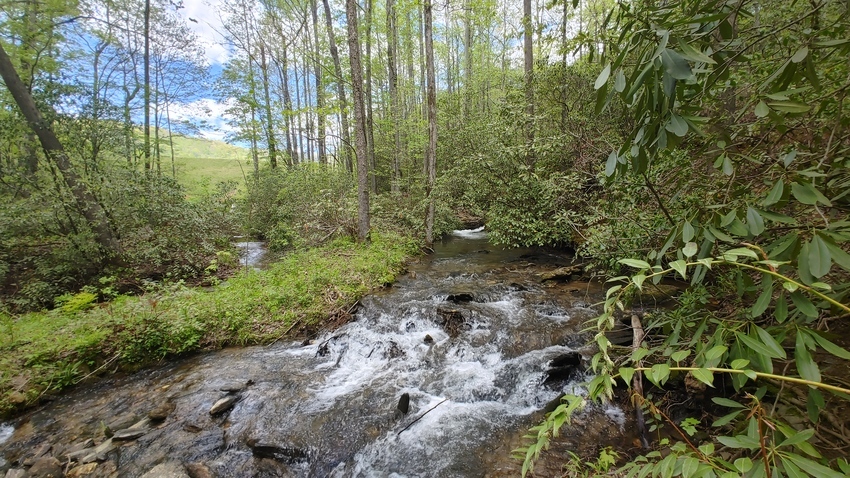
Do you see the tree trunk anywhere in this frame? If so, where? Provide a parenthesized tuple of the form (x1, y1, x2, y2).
(143, 0, 151, 171)
(463, 0, 473, 118)
(345, 0, 371, 243)
(365, 0, 377, 194)
(279, 44, 296, 166)
(424, 0, 437, 246)
(0, 41, 119, 257)
(523, 0, 535, 166)
(311, 0, 327, 164)
(387, 0, 401, 193)
(259, 43, 278, 168)
(322, 0, 353, 172)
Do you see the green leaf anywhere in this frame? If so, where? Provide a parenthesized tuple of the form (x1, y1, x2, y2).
(682, 221, 695, 242)
(791, 181, 832, 206)
(671, 350, 690, 362)
(619, 367, 636, 385)
(632, 273, 646, 290)
(796, 330, 821, 383)
(722, 155, 734, 176)
(738, 331, 783, 359)
(681, 456, 700, 478)
(669, 259, 687, 279)
(717, 434, 760, 450)
(768, 101, 811, 113)
(823, 238, 850, 272)
(779, 429, 815, 447)
(691, 368, 714, 387)
(705, 345, 727, 360)
(661, 48, 693, 80)
(811, 333, 850, 360)
(723, 247, 759, 260)
(790, 291, 819, 318)
(731, 359, 750, 369)
(666, 114, 689, 137)
(682, 242, 698, 258)
(790, 47, 809, 63)
(614, 69, 626, 92)
(775, 292, 788, 322)
(712, 410, 742, 427)
(605, 151, 618, 176)
(595, 63, 611, 89)
(763, 180, 784, 206)
(619, 258, 651, 269)
(784, 452, 847, 478)
(751, 279, 772, 318)
(754, 100, 770, 118)
(808, 235, 832, 278)
(755, 325, 786, 359)
(746, 207, 765, 235)
(650, 363, 670, 386)
(780, 456, 808, 478)
(677, 38, 716, 64)
(783, 150, 797, 167)
(734, 457, 754, 473)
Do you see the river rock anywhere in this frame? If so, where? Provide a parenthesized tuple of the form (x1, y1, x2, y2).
(445, 292, 475, 303)
(636, 283, 679, 303)
(21, 442, 51, 466)
(148, 401, 176, 420)
(184, 462, 214, 478)
(543, 352, 583, 387)
(62, 439, 95, 458)
(209, 396, 238, 415)
(4, 469, 25, 478)
(104, 413, 138, 437)
(66, 463, 98, 477)
(424, 334, 434, 344)
(246, 438, 308, 464)
(27, 456, 62, 478)
(128, 417, 151, 429)
(219, 380, 252, 393)
(140, 462, 189, 478)
(112, 427, 147, 440)
(80, 439, 114, 464)
(539, 264, 584, 282)
(435, 307, 469, 337)
(65, 447, 95, 462)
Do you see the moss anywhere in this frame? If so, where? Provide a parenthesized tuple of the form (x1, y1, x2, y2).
(0, 231, 419, 418)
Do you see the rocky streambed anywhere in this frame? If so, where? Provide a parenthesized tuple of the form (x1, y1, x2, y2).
(1, 229, 633, 477)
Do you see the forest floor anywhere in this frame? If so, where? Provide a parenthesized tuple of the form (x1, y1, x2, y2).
(0, 233, 418, 418)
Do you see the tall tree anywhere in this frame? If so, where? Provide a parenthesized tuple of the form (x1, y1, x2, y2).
(143, 0, 151, 170)
(322, 0, 352, 171)
(0, 41, 119, 257)
(259, 42, 278, 168)
(386, 0, 401, 193)
(522, 0, 534, 165)
(345, 0, 370, 242)
(423, 0, 436, 245)
(311, 0, 327, 164)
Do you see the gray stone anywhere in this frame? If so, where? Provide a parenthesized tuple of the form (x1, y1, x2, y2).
(105, 413, 138, 437)
(26, 456, 62, 477)
(4, 469, 26, 478)
(128, 417, 151, 430)
(539, 264, 584, 282)
(66, 463, 98, 478)
(62, 439, 95, 458)
(21, 443, 50, 466)
(246, 438, 308, 464)
(140, 462, 189, 478)
(209, 396, 238, 415)
(219, 381, 248, 393)
(66, 447, 96, 462)
(81, 439, 114, 464)
(112, 428, 147, 440)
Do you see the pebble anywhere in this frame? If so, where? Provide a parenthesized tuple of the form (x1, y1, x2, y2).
(112, 428, 147, 440)
(209, 396, 238, 415)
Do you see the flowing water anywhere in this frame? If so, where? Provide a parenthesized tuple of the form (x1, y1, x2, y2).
(0, 229, 630, 477)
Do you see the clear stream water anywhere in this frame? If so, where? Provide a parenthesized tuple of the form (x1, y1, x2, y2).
(0, 230, 628, 477)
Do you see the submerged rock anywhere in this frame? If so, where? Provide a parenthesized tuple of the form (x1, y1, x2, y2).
(220, 380, 253, 393)
(246, 438, 309, 464)
(140, 462, 190, 478)
(424, 334, 434, 344)
(148, 401, 176, 421)
(543, 352, 584, 387)
(445, 292, 475, 303)
(112, 428, 147, 440)
(435, 307, 469, 337)
(396, 392, 410, 418)
(539, 264, 584, 282)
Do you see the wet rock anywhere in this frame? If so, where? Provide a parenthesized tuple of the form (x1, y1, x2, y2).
(219, 380, 252, 393)
(104, 413, 138, 437)
(543, 352, 583, 386)
(605, 324, 633, 346)
(21, 443, 51, 466)
(396, 392, 410, 417)
(209, 395, 238, 415)
(4, 469, 26, 478)
(424, 334, 434, 344)
(112, 427, 147, 440)
(140, 462, 189, 478)
(185, 463, 214, 478)
(148, 401, 176, 420)
(182, 423, 203, 433)
(27, 456, 62, 478)
(539, 264, 584, 282)
(62, 439, 94, 458)
(246, 438, 308, 464)
(80, 439, 114, 464)
(445, 292, 475, 303)
(128, 417, 151, 429)
(89, 461, 116, 478)
(66, 463, 98, 477)
(436, 307, 469, 337)
(65, 447, 96, 462)
(384, 341, 405, 359)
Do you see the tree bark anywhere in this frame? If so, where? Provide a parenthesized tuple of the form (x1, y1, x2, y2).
(387, 0, 401, 193)
(0, 41, 119, 257)
(523, 0, 535, 166)
(345, 0, 371, 242)
(424, 0, 437, 246)
(259, 43, 278, 168)
(365, 0, 377, 193)
(311, 0, 327, 164)
(143, 0, 151, 170)
(322, 0, 353, 172)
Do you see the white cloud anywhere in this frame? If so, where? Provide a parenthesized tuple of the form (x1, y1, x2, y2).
(178, 0, 231, 66)
(168, 98, 238, 141)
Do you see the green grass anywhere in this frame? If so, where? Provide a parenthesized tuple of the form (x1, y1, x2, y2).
(156, 134, 253, 198)
(0, 232, 419, 418)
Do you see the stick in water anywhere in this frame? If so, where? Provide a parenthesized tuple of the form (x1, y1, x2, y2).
(398, 398, 449, 436)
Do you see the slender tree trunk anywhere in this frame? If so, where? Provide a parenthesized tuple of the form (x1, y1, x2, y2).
(294, 59, 304, 164)
(0, 41, 119, 256)
(523, 0, 535, 166)
(561, 0, 568, 129)
(387, 0, 401, 193)
(322, 0, 353, 172)
(259, 43, 278, 168)
(463, 0, 473, 118)
(143, 0, 151, 171)
(154, 69, 161, 175)
(279, 44, 296, 166)
(311, 0, 327, 164)
(365, 0, 377, 193)
(345, 0, 371, 242)
(423, 0, 437, 246)
(165, 95, 176, 179)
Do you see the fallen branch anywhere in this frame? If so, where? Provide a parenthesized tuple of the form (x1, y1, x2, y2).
(397, 398, 449, 436)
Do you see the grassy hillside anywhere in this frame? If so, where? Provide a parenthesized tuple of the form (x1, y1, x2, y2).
(161, 134, 252, 198)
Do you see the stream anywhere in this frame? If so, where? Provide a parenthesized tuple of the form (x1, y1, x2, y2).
(0, 229, 630, 478)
